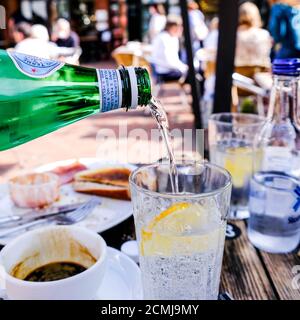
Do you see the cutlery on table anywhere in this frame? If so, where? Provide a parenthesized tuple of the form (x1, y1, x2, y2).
(0, 202, 85, 227)
(0, 197, 101, 239)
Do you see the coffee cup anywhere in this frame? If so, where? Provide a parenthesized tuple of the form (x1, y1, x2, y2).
(0, 226, 107, 300)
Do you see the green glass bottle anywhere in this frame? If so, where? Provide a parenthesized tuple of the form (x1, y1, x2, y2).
(0, 49, 152, 151)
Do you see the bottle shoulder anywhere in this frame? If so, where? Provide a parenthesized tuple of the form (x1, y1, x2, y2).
(257, 119, 298, 147)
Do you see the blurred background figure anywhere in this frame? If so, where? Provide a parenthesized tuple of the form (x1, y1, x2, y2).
(200, 17, 219, 127)
(187, 1, 208, 52)
(14, 24, 57, 59)
(235, 2, 272, 68)
(203, 17, 219, 52)
(52, 18, 80, 49)
(148, 4, 167, 43)
(12, 22, 32, 47)
(7, 4, 31, 42)
(269, 0, 300, 58)
(51, 18, 81, 64)
(151, 17, 188, 81)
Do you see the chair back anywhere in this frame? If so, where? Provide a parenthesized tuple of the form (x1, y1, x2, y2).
(231, 66, 270, 115)
(112, 51, 135, 66)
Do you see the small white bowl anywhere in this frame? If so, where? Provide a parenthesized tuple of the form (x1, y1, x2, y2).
(9, 173, 60, 209)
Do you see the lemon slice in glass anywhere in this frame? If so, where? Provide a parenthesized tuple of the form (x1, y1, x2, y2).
(224, 146, 253, 188)
(140, 202, 225, 257)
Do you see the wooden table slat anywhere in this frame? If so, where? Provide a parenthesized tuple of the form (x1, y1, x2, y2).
(220, 221, 278, 300)
(260, 251, 300, 300)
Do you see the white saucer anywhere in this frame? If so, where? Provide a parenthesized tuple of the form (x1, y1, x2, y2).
(0, 247, 142, 301)
(96, 247, 142, 300)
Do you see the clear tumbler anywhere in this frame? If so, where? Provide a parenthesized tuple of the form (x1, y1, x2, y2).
(130, 160, 232, 300)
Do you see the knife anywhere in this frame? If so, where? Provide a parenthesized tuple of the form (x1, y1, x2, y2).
(0, 202, 84, 227)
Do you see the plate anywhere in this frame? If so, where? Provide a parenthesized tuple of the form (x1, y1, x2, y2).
(96, 247, 142, 300)
(0, 158, 136, 246)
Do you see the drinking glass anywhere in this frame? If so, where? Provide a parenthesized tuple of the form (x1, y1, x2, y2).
(208, 113, 265, 219)
(248, 172, 300, 253)
(129, 160, 232, 300)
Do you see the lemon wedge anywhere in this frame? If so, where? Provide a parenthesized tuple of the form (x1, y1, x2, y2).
(140, 202, 225, 257)
(224, 146, 254, 188)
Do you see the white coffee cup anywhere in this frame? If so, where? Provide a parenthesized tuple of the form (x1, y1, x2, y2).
(0, 226, 107, 300)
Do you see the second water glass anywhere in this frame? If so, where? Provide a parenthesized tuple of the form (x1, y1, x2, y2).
(209, 113, 265, 219)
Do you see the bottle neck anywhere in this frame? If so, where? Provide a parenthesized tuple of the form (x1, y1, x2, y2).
(268, 75, 298, 123)
(96, 67, 151, 112)
(117, 66, 151, 110)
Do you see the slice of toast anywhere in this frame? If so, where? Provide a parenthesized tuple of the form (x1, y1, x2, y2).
(75, 167, 131, 187)
(73, 167, 132, 200)
(73, 181, 131, 200)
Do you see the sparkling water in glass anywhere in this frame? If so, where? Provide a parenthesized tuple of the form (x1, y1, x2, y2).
(248, 172, 300, 253)
(129, 160, 232, 300)
(209, 113, 265, 219)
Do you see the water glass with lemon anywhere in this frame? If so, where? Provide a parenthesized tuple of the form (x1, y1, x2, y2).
(209, 113, 265, 219)
(130, 160, 232, 300)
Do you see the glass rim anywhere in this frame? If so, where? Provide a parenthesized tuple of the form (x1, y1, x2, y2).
(253, 171, 300, 192)
(209, 112, 265, 127)
(129, 160, 232, 199)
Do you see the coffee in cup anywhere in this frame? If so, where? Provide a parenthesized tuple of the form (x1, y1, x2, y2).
(0, 226, 107, 300)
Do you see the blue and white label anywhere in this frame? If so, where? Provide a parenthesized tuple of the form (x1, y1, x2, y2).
(293, 186, 300, 212)
(262, 146, 292, 172)
(7, 50, 64, 78)
(97, 69, 122, 112)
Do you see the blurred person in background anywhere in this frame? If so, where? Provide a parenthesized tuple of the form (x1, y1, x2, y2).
(255, 0, 274, 27)
(8, 4, 31, 43)
(148, 4, 167, 43)
(235, 2, 272, 68)
(52, 18, 80, 48)
(51, 19, 81, 64)
(151, 17, 188, 81)
(187, 1, 208, 51)
(203, 17, 219, 51)
(198, 18, 219, 128)
(12, 22, 32, 46)
(269, 0, 300, 58)
(15, 24, 57, 59)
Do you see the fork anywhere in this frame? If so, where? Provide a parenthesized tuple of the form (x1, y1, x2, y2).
(0, 197, 101, 239)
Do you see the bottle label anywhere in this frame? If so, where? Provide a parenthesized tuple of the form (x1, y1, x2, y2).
(7, 50, 64, 79)
(262, 146, 292, 172)
(97, 69, 122, 112)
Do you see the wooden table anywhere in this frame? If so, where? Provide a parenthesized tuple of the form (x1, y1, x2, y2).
(221, 220, 300, 300)
(100, 217, 300, 300)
